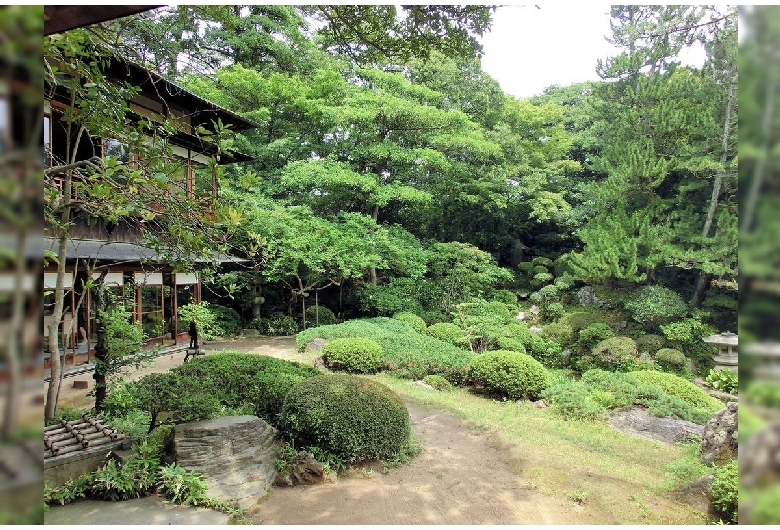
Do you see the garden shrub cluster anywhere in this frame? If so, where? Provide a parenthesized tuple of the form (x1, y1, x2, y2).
(467, 350, 550, 400)
(297, 317, 474, 382)
(653, 348, 688, 373)
(107, 352, 320, 430)
(279, 374, 411, 464)
(624, 285, 688, 326)
(392, 312, 427, 333)
(253, 313, 299, 336)
(422, 374, 453, 391)
(627, 370, 723, 412)
(541, 369, 722, 425)
(710, 459, 738, 523)
(322, 337, 384, 373)
(577, 336, 637, 372)
(426, 322, 466, 347)
(635, 333, 666, 355)
(178, 301, 242, 340)
(304, 305, 337, 328)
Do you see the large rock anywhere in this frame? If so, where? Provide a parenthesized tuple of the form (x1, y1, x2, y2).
(608, 407, 704, 445)
(170, 415, 279, 509)
(740, 419, 780, 489)
(674, 473, 715, 514)
(700, 402, 737, 465)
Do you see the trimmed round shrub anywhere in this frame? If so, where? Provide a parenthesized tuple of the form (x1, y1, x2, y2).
(496, 336, 527, 354)
(628, 370, 723, 412)
(653, 348, 687, 373)
(423, 374, 453, 392)
(426, 322, 466, 347)
(392, 312, 427, 333)
(467, 350, 551, 400)
(304, 305, 336, 328)
(578, 336, 637, 372)
(541, 301, 565, 321)
(562, 311, 603, 332)
(532, 256, 554, 268)
(635, 333, 666, 355)
(624, 285, 688, 325)
(322, 337, 384, 374)
(577, 322, 614, 350)
(279, 374, 411, 463)
(541, 321, 574, 347)
(710, 459, 738, 523)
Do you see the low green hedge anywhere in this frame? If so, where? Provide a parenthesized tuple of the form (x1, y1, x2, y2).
(467, 350, 550, 400)
(304, 305, 336, 328)
(279, 374, 411, 464)
(627, 370, 723, 412)
(322, 337, 384, 374)
(578, 336, 637, 372)
(423, 374, 453, 391)
(426, 322, 466, 347)
(392, 312, 427, 333)
(297, 318, 474, 382)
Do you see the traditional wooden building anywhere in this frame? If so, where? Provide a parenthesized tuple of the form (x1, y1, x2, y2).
(43, 57, 255, 358)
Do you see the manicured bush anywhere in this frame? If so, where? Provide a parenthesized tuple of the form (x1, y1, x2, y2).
(710, 459, 738, 523)
(423, 374, 453, 392)
(635, 333, 666, 355)
(628, 370, 723, 412)
(704, 368, 738, 395)
(426, 322, 466, 347)
(578, 336, 637, 372)
(491, 289, 518, 305)
(322, 337, 384, 374)
(297, 318, 474, 382)
(467, 350, 550, 400)
(392, 312, 427, 333)
(542, 382, 608, 421)
(532, 256, 554, 268)
(253, 313, 299, 336)
(580, 369, 639, 409)
(526, 333, 565, 368)
(279, 374, 411, 464)
(562, 311, 603, 332)
(624, 285, 688, 325)
(304, 305, 336, 328)
(653, 348, 687, 373)
(541, 321, 574, 348)
(541, 301, 565, 321)
(496, 336, 527, 354)
(577, 322, 614, 351)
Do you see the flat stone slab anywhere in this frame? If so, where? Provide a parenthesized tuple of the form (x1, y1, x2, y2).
(44, 495, 230, 525)
(608, 406, 704, 445)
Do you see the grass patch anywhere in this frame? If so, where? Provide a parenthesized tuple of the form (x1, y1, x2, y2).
(371, 373, 708, 525)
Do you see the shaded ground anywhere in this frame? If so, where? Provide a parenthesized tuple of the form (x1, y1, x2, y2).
(48, 336, 703, 525)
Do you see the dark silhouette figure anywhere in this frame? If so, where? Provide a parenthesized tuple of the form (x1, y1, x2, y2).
(188, 320, 198, 349)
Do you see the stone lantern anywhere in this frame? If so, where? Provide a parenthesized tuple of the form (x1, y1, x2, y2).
(743, 341, 780, 382)
(702, 331, 738, 372)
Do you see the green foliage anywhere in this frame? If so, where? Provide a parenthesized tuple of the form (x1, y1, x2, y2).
(628, 371, 724, 412)
(577, 322, 615, 351)
(578, 336, 637, 372)
(304, 305, 336, 328)
(491, 289, 518, 305)
(541, 301, 565, 321)
(279, 374, 411, 464)
(297, 317, 474, 382)
(392, 312, 427, 333)
(749, 485, 780, 525)
(467, 350, 551, 400)
(178, 301, 242, 340)
(635, 333, 667, 355)
(624, 285, 688, 326)
(745, 380, 780, 408)
(659, 317, 717, 370)
(253, 313, 299, 336)
(156, 463, 208, 505)
(423, 374, 453, 391)
(710, 460, 738, 523)
(426, 322, 466, 347)
(653, 348, 688, 373)
(580, 369, 640, 409)
(103, 303, 144, 357)
(541, 321, 574, 348)
(542, 382, 608, 421)
(453, 299, 514, 352)
(322, 337, 385, 374)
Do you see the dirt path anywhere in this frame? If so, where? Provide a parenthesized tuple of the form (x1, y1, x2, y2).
(207, 337, 590, 524)
(51, 336, 596, 524)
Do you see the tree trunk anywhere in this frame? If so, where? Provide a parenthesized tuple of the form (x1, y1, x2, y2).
(44, 232, 68, 422)
(92, 275, 109, 413)
(692, 74, 737, 306)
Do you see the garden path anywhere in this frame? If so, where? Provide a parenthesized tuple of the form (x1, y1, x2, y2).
(51, 336, 634, 524)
